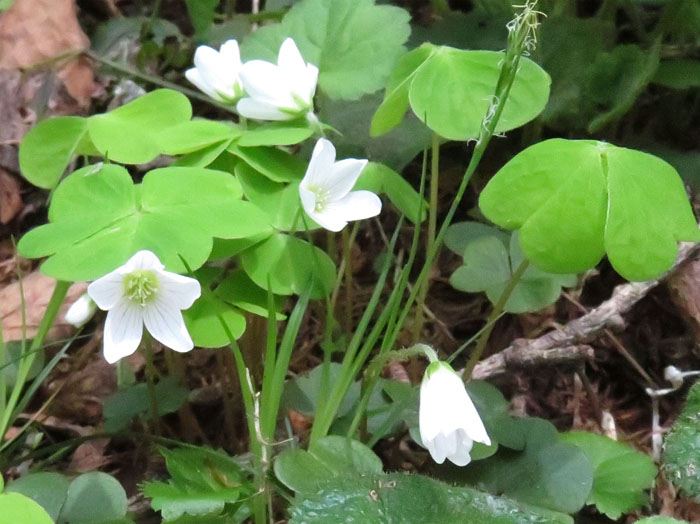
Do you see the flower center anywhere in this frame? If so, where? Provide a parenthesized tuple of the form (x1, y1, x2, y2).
(307, 185, 332, 213)
(123, 270, 160, 306)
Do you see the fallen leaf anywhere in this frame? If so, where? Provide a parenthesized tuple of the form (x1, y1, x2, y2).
(0, 271, 87, 342)
(0, 0, 94, 104)
(69, 438, 111, 472)
(0, 168, 22, 223)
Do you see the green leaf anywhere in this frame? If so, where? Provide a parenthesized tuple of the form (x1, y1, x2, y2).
(92, 17, 182, 55)
(370, 44, 434, 137)
(240, 0, 411, 100)
(289, 472, 573, 524)
(465, 380, 526, 451)
(18, 164, 267, 280)
(185, 0, 218, 40)
(373, 44, 550, 140)
(240, 233, 336, 298)
(445, 221, 509, 256)
(653, 59, 700, 89)
(103, 376, 189, 432)
(662, 380, 700, 499)
(449, 230, 577, 313)
(479, 139, 700, 281)
(5, 473, 70, 522)
(560, 431, 656, 519)
(283, 363, 359, 419)
(215, 269, 285, 319)
(234, 161, 309, 232)
(636, 518, 689, 524)
(183, 292, 247, 348)
(157, 120, 240, 155)
(0, 492, 54, 524)
(462, 418, 593, 514)
(228, 145, 306, 182)
(274, 436, 382, 494)
(19, 116, 89, 189)
(355, 162, 427, 223)
(236, 120, 314, 147)
(58, 472, 128, 524)
(87, 89, 192, 164)
(142, 446, 251, 522)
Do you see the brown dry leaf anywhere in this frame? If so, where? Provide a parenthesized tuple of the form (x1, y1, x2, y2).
(0, 168, 22, 224)
(68, 438, 111, 472)
(0, 271, 87, 342)
(0, 0, 94, 104)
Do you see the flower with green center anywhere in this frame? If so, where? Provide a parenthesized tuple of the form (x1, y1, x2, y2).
(87, 250, 201, 364)
(299, 138, 382, 232)
(419, 361, 490, 466)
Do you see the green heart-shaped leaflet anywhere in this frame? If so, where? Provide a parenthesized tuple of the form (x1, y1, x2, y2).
(479, 139, 700, 281)
(371, 43, 551, 140)
(18, 164, 272, 281)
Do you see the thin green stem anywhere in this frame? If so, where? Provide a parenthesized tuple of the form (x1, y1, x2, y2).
(0, 317, 6, 418)
(0, 280, 70, 437)
(463, 260, 529, 380)
(413, 133, 440, 341)
(225, 0, 236, 18)
(143, 334, 161, 436)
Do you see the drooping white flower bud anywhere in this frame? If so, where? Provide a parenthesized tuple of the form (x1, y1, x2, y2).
(64, 293, 97, 328)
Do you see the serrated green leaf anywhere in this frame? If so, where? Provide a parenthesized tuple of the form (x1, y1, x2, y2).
(18, 164, 266, 281)
(404, 46, 550, 140)
(560, 431, 656, 519)
(662, 380, 700, 499)
(241, 0, 411, 100)
(479, 139, 700, 281)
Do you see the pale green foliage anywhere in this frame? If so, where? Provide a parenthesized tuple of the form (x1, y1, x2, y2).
(479, 139, 700, 281)
(0, 492, 54, 524)
(447, 223, 577, 313)
(371, 43, 551, 140)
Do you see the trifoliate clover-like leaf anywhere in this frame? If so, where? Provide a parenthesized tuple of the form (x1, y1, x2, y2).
(479, 139, 700, 281)
(371, 43, 551, 140)
(17, 164, 272, 281)
(447, 223, 577, 314)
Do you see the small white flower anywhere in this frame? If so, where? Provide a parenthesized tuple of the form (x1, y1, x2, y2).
(299, 138, 381, 232)
(237, 38, 318, 121)
(419, 361, 491, 466)
(87, 250, 201, 364)
(64, 293, 97, 328)
(186, 39, 244, 104)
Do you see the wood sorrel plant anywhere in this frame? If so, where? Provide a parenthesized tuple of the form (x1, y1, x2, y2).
(7, 0, 698, 523)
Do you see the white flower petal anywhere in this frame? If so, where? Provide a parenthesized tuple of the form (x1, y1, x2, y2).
(419, 361, 491, 466)
(143, 298, 194, 352)
(88, 269, 124, 310)
(305, 63, 319, 99)
(125, 250, 164, 272)
(237, 97, 290, 121)
(186, 68, 222, 102)
(278, 38, 307, 74)
(325, 191, 382, 222)
(324, 159, 369, 201)
(219, 39, 241, 68)
(103, 300, 144, 364)
(299, 185, 318, 217)
(239, 61, 293, 106)
(156, 270, 201, 310)
(307, 208, 348, 232)
(65, 293, 97, 327)
(301, 138, 337, 189)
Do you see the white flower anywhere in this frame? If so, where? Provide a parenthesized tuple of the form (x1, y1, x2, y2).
(299, 138, 382, 232)
(419, 361, 491, 466)
(87, 250, 201, 364)
(186, 39, 244, 104)
(65, 293, 97, 328)
(237, 38, 318, 121)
